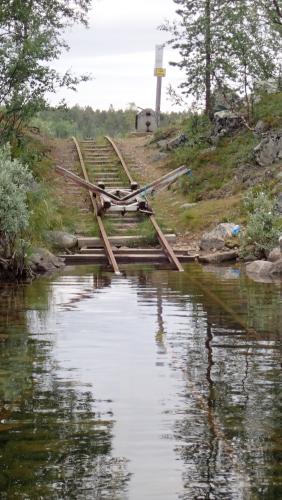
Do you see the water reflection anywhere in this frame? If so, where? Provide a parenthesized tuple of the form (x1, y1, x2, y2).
(0, 264, 281, 499)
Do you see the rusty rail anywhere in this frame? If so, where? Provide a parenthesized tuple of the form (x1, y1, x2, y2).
(104, 136, 184, 272)
(72, 136, 121, 275)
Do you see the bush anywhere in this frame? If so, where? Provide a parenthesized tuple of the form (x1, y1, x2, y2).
(0, 145, 33, 271)
(240, 191, 280, 258)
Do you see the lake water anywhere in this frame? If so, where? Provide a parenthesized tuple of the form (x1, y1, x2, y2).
(0, 264, 281, 499)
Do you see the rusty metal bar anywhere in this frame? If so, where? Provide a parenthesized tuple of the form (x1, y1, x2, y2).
(105, 135, 134, 184)
(103, 136, 186, 272)
(72, 136, 121, 275)
(55, 165, 121, 202)
(120, 165, 190, 202)
(149, 215, 184, 272)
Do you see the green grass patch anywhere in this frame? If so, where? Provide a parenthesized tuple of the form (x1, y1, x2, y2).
(253, 92, 282, 128)
(182, 196, 242, 231)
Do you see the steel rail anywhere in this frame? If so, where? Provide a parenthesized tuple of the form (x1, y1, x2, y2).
(72, 136, 121, 275)
(105, 135, 134, 184)
(103, 136, 184, 272)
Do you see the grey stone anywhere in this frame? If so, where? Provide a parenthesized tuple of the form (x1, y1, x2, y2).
(200, 223, 238, 251)
(211, 111, 242, 142)
(152, 152, 168, 162)
(270, 259, 282, 276)
(246, 260, 274, 275)
(156, 139, 168, 150)
(254, 120, 269, 135)
(166, 133, 188, 150)
(199, 250, 238, 263)
(254, 130, 282, 167)
(181, 203, 197, 209)
(268, 247, 281, 262)
(254, 79, 279, 94)
(46, 231, 77, 250)
(30, 248, 65, 273)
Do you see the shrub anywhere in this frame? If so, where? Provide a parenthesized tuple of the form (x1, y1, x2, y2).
(0, 145, 33, 273)
(240, 191, 280, 258)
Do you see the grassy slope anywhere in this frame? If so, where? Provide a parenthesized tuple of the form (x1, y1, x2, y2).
(150, 93, 282, 239)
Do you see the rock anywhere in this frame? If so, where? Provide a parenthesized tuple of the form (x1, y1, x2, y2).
(270, 259, 282, 276)
(181, 203, 197, 209)
(200, 223, 239, 251)
(152, 152, 168, 162)
(30, 248, 65, 273)
(268, 247, 281, 262)
(254, 120, 269, 135)
(211, 111, 242, 143)
(46, 231, 77, 250)
(156, 139, 168, 150)
(166, 133, 188, 150)
(254, 79, 280, 94)
(254, 130, 282, 167)
(157, 134, 188, 151)
(199, 250, 238, 263)
(246, 260, 274, 275)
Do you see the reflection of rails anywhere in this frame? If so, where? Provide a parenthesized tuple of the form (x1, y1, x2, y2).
(57, 136, 192, 273)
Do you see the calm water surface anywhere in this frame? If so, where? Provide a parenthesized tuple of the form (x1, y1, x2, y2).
(0, 264, 281, 499)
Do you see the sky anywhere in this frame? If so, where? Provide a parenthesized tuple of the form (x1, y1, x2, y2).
(50, 0, 185, 112)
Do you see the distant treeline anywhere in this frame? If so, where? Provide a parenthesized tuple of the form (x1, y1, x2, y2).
(32, 104, 186, 139)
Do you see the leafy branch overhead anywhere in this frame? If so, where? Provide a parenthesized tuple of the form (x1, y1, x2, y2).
(161, 0, 282, 116)
(0, 0, 92, 142)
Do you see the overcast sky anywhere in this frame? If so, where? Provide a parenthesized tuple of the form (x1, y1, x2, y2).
(50, 0, 185, 112)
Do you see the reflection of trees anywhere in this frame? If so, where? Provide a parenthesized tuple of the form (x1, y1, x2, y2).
(134, 265, 282, 499)
(0, 277, 130, 499)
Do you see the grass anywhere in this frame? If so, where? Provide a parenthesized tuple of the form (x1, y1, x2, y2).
(253, 92, 282, 128)
(181, 196, 242, 231)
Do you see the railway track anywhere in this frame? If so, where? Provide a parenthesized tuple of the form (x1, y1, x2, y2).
(58, 136, 196, 274)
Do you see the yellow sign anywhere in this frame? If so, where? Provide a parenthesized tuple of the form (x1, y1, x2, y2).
(154, 68, 166, 77)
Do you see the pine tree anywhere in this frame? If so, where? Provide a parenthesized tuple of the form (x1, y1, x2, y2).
(161, 0, 281, 116)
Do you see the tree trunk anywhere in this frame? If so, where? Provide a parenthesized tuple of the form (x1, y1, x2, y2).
(205, 0, 212, 117)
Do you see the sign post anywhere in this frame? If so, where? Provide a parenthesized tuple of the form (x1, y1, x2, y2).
(154, 44, 166, 127)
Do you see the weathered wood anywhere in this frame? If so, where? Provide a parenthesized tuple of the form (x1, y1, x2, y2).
(60, 253, 197, 264)
(77, 234, 177, 249)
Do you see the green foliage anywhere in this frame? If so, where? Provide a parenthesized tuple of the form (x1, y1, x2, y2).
(31, 105, 186, 139)
(240, 190, 280, 257)
(0, 0, 91, 143)
(253, 92, 282, 128)
(161, 0, 281, 114)
(0, 145, 33, 272)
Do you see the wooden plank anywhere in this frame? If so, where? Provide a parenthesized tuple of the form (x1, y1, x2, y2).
(72, 137, 121, 275)
(60, 254, 197, 264)
(77, 234, 177, 248)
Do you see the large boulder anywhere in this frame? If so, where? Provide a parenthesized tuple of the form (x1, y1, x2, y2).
(157, 133, 188, 151)
(254, 130, 282, 167)
(200, 223, 239, 251)
(30, 248, 65, 273)
(268, 247, 281, 262)
(211, 110, 242, 143)
(46, 231, 77, 250)
(246, 260, 274, 275)
(270, 259, 282, 276)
